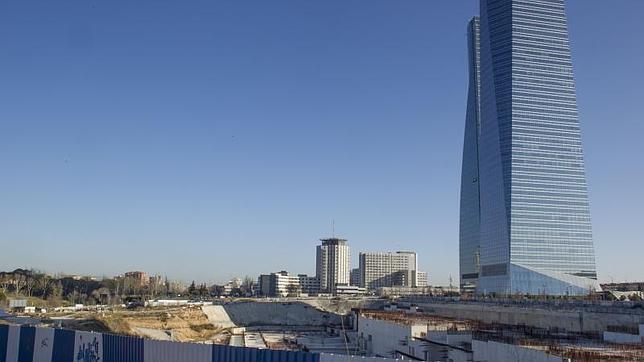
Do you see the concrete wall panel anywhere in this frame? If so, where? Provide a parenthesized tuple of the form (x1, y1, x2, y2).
(472, 340, 563, 362)
(603, 331, 641, 345)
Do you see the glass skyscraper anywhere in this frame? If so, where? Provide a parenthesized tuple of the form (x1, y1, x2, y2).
(460, 0, 600, 295)
(459, 17, 481, 293)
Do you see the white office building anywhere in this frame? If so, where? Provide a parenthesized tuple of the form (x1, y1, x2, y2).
(416, 271, 428, 287)
(257, 271, 300, 297)
(359, 251, 419, 290)
(316, 238, 350, 293)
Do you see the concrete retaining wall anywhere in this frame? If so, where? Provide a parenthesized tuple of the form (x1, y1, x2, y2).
(417, 302, 644, 333)
(603, 331, 641, 345)
(223, 302, 342, 326)
(472, 340, 563, 362)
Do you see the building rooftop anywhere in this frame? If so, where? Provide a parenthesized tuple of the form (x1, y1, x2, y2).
(320, 238, 347, 245)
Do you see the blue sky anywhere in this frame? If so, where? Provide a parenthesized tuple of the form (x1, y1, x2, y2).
(0, 1, 642, 285)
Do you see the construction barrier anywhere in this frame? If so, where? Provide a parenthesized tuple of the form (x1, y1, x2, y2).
(0, 325, 396, 362)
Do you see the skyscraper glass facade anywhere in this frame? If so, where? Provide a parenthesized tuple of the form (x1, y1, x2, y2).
(461, 0, 599, 295)
(459, 17, 482, 293)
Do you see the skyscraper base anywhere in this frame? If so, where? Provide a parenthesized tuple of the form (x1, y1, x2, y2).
(477, 263, 601, 296)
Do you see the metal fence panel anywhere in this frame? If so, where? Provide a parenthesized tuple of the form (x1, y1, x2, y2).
(212, 343, 223, 362)
(5, 325, 20, 362)
(17, 326, 35, 362)
(0, 325, 8, 362)
(144, 339, 211, 362)
(319, 354, 399, 362)
(0, 326, 370, 362)
(73, 331, 103, 362)
(103, 333, 144, 362)
(52, 329, 75, 362)
(32, 328, 54, 362)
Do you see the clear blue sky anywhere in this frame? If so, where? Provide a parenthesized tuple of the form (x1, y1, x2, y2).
(1, 1, 642, 285)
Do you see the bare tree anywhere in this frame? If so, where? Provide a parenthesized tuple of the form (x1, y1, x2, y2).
(24, 276, 37, 297)
(286, 283, 300, 297)
(35, 275, 53, 298)
(0, 275, 11, 294)
(241, 276, 254, 296)
(13, 273, 27, 295)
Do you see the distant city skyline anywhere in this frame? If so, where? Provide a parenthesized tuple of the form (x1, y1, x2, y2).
(1, 1, 643, 285)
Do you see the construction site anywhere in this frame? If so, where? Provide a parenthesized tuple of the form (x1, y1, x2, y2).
(3, 297, 644, 361)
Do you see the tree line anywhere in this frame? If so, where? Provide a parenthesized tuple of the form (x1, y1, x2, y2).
(0, 269, 258, 307)
(0, 269, 185, 306)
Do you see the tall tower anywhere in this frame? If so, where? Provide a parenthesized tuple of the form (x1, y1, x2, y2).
(471, 0, 599, 295)
(459, 17, 482, 293)
(316, 238, 350, 293)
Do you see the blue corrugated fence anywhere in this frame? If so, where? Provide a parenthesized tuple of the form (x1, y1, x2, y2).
(2, 325, 383, 362)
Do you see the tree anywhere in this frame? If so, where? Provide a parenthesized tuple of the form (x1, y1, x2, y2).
(164, 277, 170, 296)
(198, 283, 208, 297)
(0, 275, 11, 294)
(35, 275, 53, 298)
(210, 284, 224, 297)
(13, 273, 27, 295)
(52, 281, 63, 298)
(241, 276, 254, 297)
(188, 281, 197, 296)
(286, 283, 300, 297)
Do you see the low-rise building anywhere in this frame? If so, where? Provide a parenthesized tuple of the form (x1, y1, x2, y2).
(298, 274, 320, 295)
(223, 278, 242, 296)
(123, 271, 150, 287)
(257, 271, 300, 297)
(8, 299, 27, 312)
(376, 286, 432, 297)
(334, 283, 366, 295)
(416, 272, 428, 287)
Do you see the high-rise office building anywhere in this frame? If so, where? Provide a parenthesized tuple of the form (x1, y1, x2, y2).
(459, 17, 482, 293)
(316, 238, 350, 293)
(359, 251, 418, 291)
(461, 0, 600, 295)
